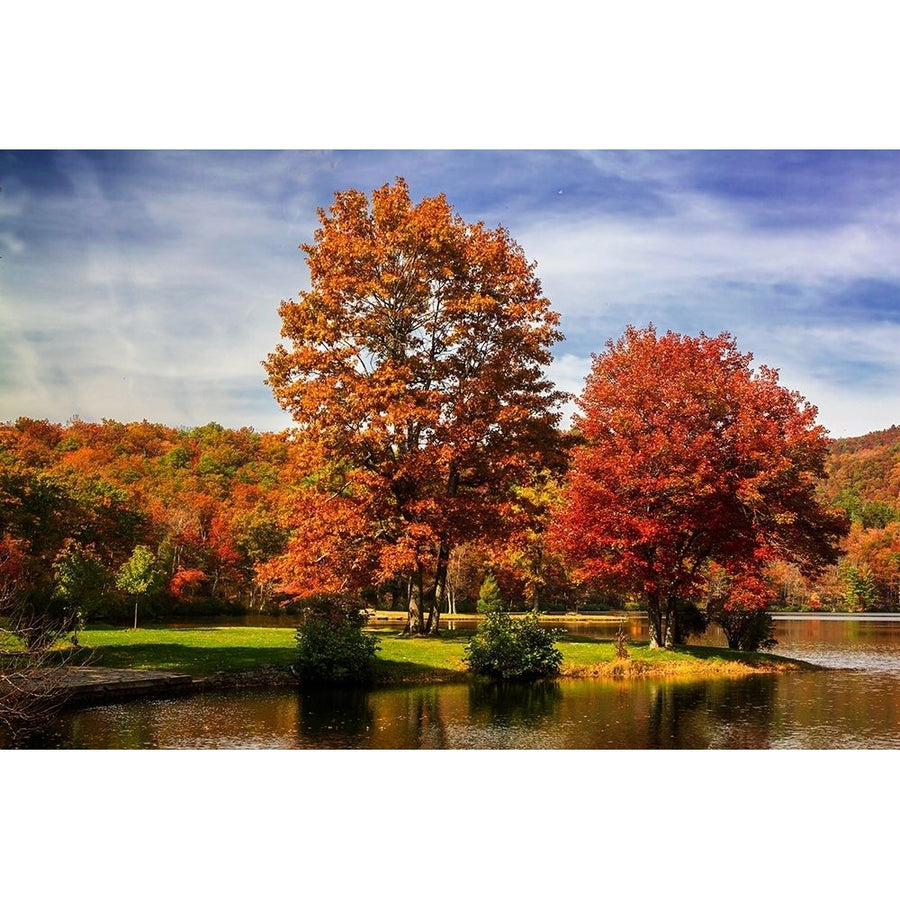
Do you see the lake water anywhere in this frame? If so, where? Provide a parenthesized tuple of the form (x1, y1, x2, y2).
(14, 615, 900, 749)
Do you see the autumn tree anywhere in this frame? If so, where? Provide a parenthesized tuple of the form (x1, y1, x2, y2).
(550, 325, 847, 648)
(1, 462, 110, 736)
(839, 521, 900, 608)
(264, 178, 566, 634)
(0, 461, 130, 643)
(1, 417, 300, 618)
(442, 544, 486, 614)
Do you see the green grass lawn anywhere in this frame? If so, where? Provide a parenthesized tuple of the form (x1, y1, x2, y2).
(75, 626, 299, 675)
(58, 624, 805, 682)
(71, 626, 472, 680)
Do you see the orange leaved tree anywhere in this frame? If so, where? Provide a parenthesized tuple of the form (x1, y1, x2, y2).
(550, 325, 847, 648)
(264, 179, 566, 634)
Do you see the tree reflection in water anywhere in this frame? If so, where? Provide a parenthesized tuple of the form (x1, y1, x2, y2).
(296, 686, 376, 748)
(26, 612, 900, 747)
(390, 688, 449, 749)
(643, 675, 777, 749)
(467, 680, 563, 728)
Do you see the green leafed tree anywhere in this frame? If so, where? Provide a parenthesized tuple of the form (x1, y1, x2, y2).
(116, 545, 162, 625)
(477, 573, 503, 614)
(52, 539, 113, 629)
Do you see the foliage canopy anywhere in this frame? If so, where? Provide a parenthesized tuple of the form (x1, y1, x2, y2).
(264, 178, 566, 633)
(550, 325, 848, 648)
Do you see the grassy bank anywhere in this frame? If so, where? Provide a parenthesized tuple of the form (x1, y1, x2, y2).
(60, 625, 809, 683)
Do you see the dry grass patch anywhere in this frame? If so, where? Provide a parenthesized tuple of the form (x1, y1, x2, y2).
(560, 649, 809, 680)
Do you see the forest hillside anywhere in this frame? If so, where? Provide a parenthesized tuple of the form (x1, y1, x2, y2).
(3, 417, 900, 619)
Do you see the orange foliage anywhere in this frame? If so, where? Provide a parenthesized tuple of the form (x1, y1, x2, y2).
(264, 179, 566, 632)
(0, 416, 296, 615)
(169, 568, 208, 600)
(842, 521, 900, 603)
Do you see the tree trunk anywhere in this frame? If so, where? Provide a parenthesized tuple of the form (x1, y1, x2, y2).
(647, 594, 662, 649)
(425, 473, 459, 635)
(405, 573, 425, 635)
(426, 542, 451, 635)
(663, 599, 676, 649)
(425, 601, 439, 634)
(532, 546, 543, 613)
(656, 592, 674, 648)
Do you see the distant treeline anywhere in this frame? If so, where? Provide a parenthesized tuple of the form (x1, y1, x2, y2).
(816, 424, 900, 609)
(1, 416, 899, 622)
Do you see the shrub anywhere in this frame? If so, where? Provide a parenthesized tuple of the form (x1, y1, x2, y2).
(294, 601, 380, 683)
(674, 598, 707, 644)
(464, 608, 562, 680)
(704, 566, 777, 652)
(711, 606, 777, 652)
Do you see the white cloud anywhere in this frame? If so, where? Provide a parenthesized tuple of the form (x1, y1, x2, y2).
(526, 204, 900, 319)
(515, 175, 900, 438)
(4, 150, 900, 437)
(546, 352, 590, 429)
(1, 151, 326, 428)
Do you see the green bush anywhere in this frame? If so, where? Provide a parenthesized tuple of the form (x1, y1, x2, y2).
(710, 606, 777, 652)
(294, 605, 380, 683)
(674, 598, 707, 644)
(464, 608, 562, 681)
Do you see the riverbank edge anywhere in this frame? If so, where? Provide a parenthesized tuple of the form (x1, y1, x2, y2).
(18, 621, 818, 710)
(52, 648, 817, 710)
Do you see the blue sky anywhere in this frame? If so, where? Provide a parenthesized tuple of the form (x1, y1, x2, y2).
(2, 149, 899, 438)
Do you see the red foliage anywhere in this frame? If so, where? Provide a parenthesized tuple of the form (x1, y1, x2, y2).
(0, 534, 28, 605)
(550, 325, 847, 646)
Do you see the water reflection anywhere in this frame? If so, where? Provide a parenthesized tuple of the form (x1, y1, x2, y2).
(296, 686, 376, 748)
(9, 615, 900, 749)
(468, 680, 562, 724)
(294, 685, 457, 749)
(656, 676, 778, 750)
(377, 688, 451, 749)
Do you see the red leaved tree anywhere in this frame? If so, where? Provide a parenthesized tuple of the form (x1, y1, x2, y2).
(550, 325, 847, 648)
(263, 178, 566, 634)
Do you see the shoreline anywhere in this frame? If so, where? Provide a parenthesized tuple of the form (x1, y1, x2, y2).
(5, 625, 820, 713)
(51, 649, 814, 709)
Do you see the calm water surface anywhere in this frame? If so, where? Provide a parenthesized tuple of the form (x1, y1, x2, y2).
(18, 615, 900, 749)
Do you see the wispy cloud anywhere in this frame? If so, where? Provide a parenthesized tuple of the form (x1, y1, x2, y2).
(512, 152, 900, 436)
(2, 150, 898, 436)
